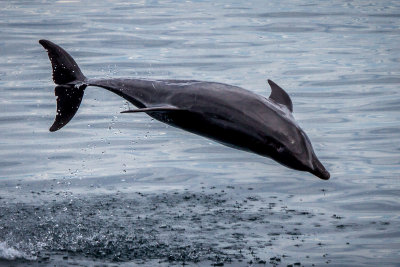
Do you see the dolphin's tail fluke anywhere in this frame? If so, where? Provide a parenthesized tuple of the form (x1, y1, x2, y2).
(39, 40, 87, 132)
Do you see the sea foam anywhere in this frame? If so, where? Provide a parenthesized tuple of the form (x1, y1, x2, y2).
(0, 242, 36, 260)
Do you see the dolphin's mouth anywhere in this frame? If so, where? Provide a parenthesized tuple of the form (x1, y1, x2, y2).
(311, 157, 330, 180)
(313, 167, 330, 180)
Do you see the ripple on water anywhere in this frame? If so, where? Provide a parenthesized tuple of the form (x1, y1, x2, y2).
(0, 0, 400, 266)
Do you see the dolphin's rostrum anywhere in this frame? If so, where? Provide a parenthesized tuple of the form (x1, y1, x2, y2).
(39, 39, 330, 180)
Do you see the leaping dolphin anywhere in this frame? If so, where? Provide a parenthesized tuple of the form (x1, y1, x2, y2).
(39, 39, 330, 180)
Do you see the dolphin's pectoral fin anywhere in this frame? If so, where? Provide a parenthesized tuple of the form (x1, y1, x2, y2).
(121, 106, 182, 113)
(267, 79, 293, 112)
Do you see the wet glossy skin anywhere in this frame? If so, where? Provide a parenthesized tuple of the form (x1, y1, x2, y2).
(89, 78, 330, 180)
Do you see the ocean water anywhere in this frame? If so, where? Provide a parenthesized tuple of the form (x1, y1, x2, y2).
(1, 0, 399, 266)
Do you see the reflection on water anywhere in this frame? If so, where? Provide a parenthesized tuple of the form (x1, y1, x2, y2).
(0, 0, 400, 266)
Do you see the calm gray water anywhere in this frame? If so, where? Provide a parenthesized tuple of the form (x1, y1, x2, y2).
(1, 0, 399, 266)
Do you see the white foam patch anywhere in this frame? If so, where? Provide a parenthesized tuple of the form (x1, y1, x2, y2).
(0, 242, 36, 260)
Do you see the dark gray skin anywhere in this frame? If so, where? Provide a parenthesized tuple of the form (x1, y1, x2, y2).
(39, 39, 330, 180)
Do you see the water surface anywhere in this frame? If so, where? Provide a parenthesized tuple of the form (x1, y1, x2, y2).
(0, 0, 399, 266)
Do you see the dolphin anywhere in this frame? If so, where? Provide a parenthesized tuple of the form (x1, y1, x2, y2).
(39, 39, 330, 180)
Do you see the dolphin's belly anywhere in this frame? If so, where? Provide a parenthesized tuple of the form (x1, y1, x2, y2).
(148, 109, 268, 155)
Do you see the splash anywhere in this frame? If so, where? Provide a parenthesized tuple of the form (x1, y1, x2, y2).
(0, 242, 36, 261)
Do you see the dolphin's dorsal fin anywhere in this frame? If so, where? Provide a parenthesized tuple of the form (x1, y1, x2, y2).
(267, 79, 293, 112)
(121, 105, 181, 113)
